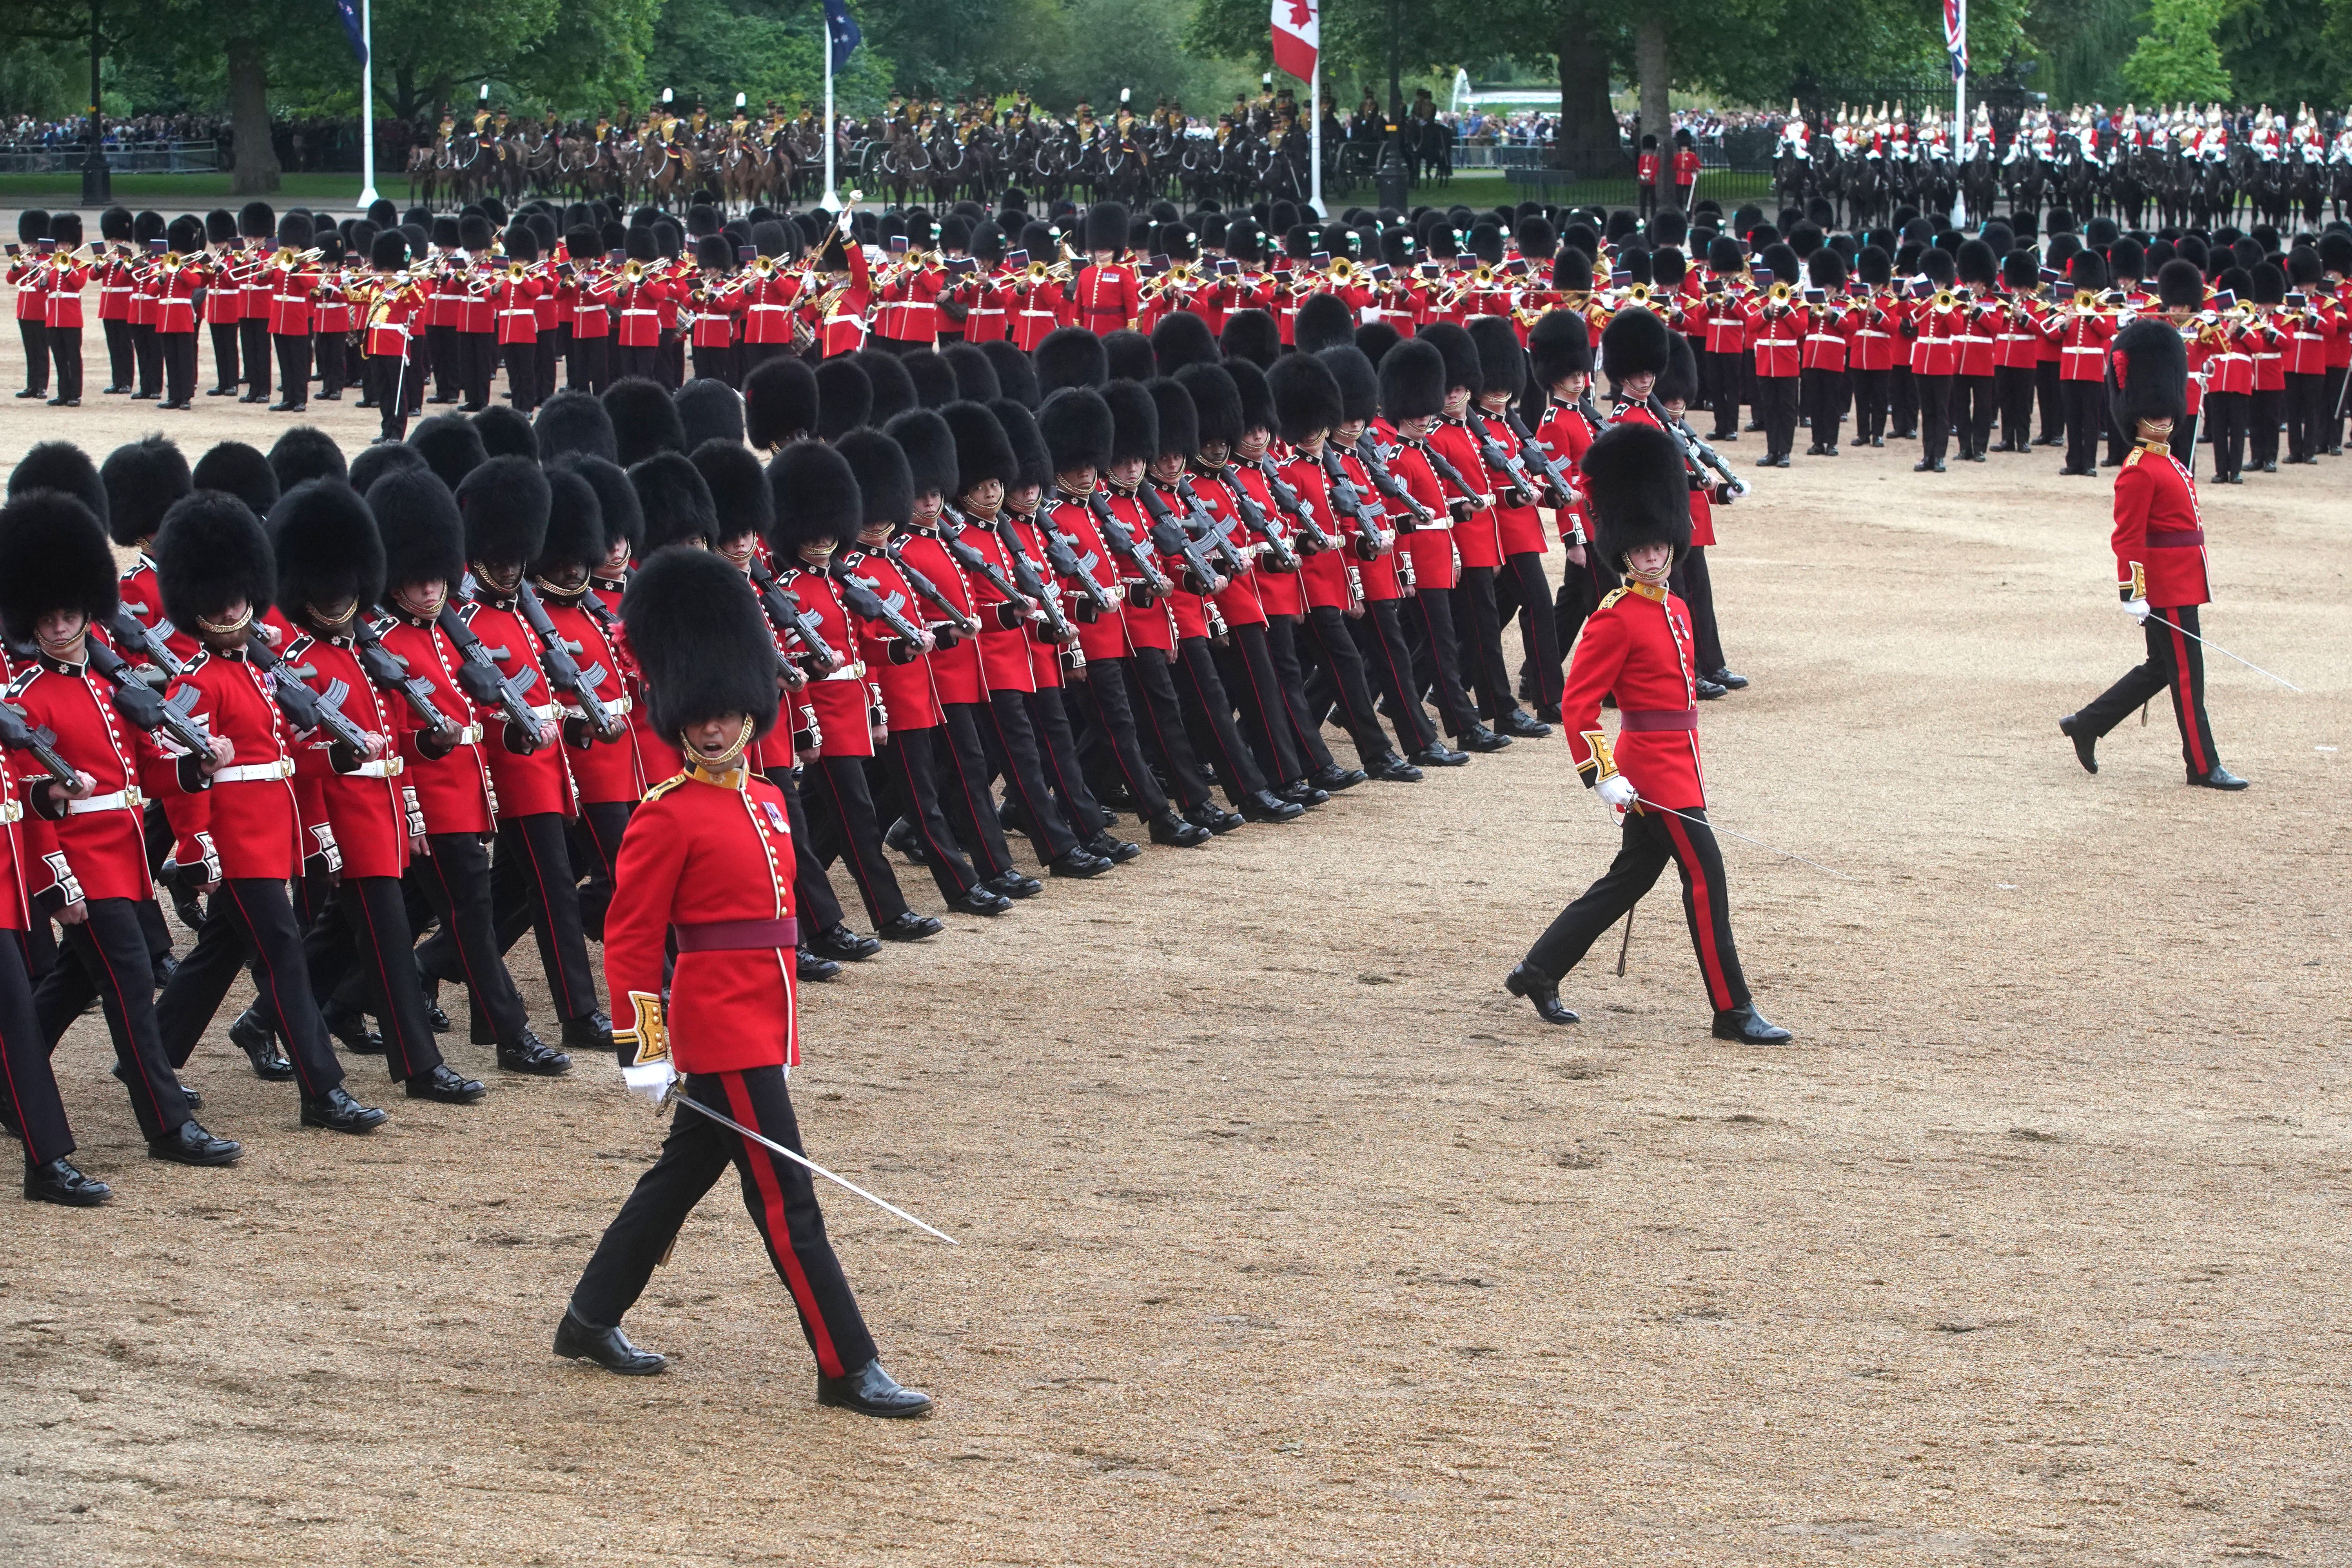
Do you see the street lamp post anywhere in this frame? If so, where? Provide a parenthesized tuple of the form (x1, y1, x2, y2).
(81, 0, 110, 205)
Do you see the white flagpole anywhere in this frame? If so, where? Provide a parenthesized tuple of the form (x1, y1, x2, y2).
(357, 0, 377, 207)
(823, 16, 840, 209)
(1309, 33, 1325, 217)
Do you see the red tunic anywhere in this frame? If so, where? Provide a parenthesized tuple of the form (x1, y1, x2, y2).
(166, 648, 305, 880)
(1560, 581, 1705, 811)
(1072, 261, 1138, 335)
(606, 768, 798, 1075)
(1368, 425, 1458, 592)
(2113, 444, 2209, 608)
(376, 610, 498, 835)
(1429, 419, 1503, 569)
(1045, 494, 1140, 663)
(267, 262, 319, 336)
(838, 548, 943, 729)
(891, 528, 988, 703)
(776, 568, 881, 757)
(283, 631, 413, 880)
(544, 599, 646, 805)
(3, 654, 163, 903)
(458, 597, 574, 818)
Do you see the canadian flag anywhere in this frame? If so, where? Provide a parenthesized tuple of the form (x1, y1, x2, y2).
(1272, 0, 1318, 83)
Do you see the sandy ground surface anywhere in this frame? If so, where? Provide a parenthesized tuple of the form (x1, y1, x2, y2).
(1, 348, 2347, 1567)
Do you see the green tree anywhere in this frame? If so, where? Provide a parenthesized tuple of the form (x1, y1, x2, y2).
(2120, 0, 2231, 100)
(643, 0, 891, 116)
(2214, 0, 2332, 107)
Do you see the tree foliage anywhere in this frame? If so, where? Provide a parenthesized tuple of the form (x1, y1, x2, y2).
(2120, 0, 2231, 100)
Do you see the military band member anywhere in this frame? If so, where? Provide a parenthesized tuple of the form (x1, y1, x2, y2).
(1506, 423, 1789, 1045)
(2060, 319, 2247, 791)
(555, 544, 932, 1419)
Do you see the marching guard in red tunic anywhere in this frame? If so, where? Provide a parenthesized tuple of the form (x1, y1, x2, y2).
(1506, 423, 1790, 1045)
(2060, 319, 2247, 791)
(556, 544, 932, 1418)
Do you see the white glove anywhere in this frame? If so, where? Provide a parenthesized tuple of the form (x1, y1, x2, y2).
(621, 1060, 677, 1105)
(1596, 774, 1638, 811)
(2122, 597, 2152, 622)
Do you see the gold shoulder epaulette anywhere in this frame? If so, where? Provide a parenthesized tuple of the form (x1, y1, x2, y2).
(1596, 585, 1632, 612)
(644, 772, 690, 803)
(2123, 447, 2143, 467)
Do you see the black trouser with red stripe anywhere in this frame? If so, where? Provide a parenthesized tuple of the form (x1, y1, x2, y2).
(239, 317, 271, 398)
(2284, 372, 2325, 463)
(489, 813, 599, 1024)
(1994, 365, 2036, 448)
(1060, 657, 1176, 817)
(572, 800, 635, 942)
(926, 711, 1017, 879)
(156, 878, 345, 1098)
(1024, 686, 1111, 838)
(101, 317, 133, 390)
(1214, 620, 1306, 788)
(316, 329, 346, 396)
(2072, 604, 2222, 779)
(1956, 373, 1995, 458)
(1, 931, 76, 1167)
(2062, 378, 2104, 473)
(1916, 374, 1954, 466)
(1851, 366, 1890, 443)
(1350, 599, 1437, 753)
(1522, 806, 1751, 1015)
(801, 752, 912, 926)
(16, 316, 48, 394)
(1492, 552, 1563, 719)
(132, 321, 160, 397)
(1405, 586, 1476, 739)
(272, 332, 311, 408)
(411, 832, 533, 1048)
(208, 321, 240, 391)
(977, 691, 1083, 860)
(762, 767, 849, 933)
(33, 899, 195, 1140)
(571, 1064, 878, 1379)
(871, 727, 987, 902)
(1704, 349, 1743, 437)
(1124, 647, 1218, 810)
(48, 325, 81, 402)
(258, 875, 448, 1083)
(1260, 616, 1337, 776)
(1451, 566, 1517, 724)
(1299, 606, 1392, 765)
(1171, 637, 1269, 802)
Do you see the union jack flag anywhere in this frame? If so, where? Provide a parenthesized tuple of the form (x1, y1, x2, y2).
(1944, 0, 1968, 80)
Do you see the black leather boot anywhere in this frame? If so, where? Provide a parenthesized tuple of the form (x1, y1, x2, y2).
(230, 1008, 295, 1080)
(1503, 964, 1578, 1025)
(816, 1357, 933, 1417)
(553, 1306, 666, 1375)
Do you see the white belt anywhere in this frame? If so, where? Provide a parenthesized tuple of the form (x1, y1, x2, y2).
(514, 702, 561, 722)
(66, 788, 142, 815)
(346, 757, 405, 779)
(620, 308, 659, 318)
(455, 722, 485, 745)
(562, 694, 632, 717)
(817, 661, 869, 682)
(215, 759, 295, 783)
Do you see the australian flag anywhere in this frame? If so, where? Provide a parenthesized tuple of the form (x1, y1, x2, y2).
(336, 0, 368, 66)
(823, 0, 862, 72)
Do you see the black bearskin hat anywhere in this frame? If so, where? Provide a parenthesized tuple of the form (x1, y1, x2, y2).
(766, 440, 863, 552)
(238, 200, 275, 240)
(191, 439, 280, 518)
(1172, 362, 1242, 450)
(1225, 356, 1275, 438)
(1857, 245, 1893, 287)
(1808, 247, 1849, 289)
(535, 389, 619, 464)
(630, 451, 719, 553)
(0, 491, 117, 642)
(1377, 338, 1445, 422)
(2108, 316, 2188, 434)
(455, 455, 550, 568)
(1103, 380, 1160, 463)
(2067, 250, 2108, 293)
(348, 439, 426, 499)
(1084, 202, 1129, 255)
(884, 408, 958, 500)
(992, 398, 1054, 492)
(691, 439, 773, 545)
(1528, 309, 1593, 387)
(1580, 422, 1692, 570)
(1553, 248, 1594, 292)
(1221, 308, 1281, 368)
(837, 428, 914, 530)
(2001, 248, 2038, 292)
(552, 453, 641, 558)
(903, 350, 958, 410)
(1356, 320, 1402, 367)
(855, 348, 918, 424)
(1036, 327, 1108, 395)
(942, 341, 1001, 403)
(408, 413, 488, 490)
(370, 229, 409, 270)
(367, 467, 464, 590)
(942, 401, 1019, 495)
(2157, 258, 2205, 310)
(1145, 377, 1199, 457)
(8, 440, 107, 525)
(982, 339, 1040, 409)
(270, 480, 384, 617)
(1466, 315, 1527, 401)
(622, 546, 780, 743)
(604, 377, 687, 466)
(1656, 332, 1700, 408)
(1104, 329, 1157, 384)
(473, 403, 538, 463)
(676, 378, 745, 451)
(1319, 345, 1379, 426)
(1151, 310, 1218, 374)
(1268, 352, 1344, 445)
(537, 466, 606, 574)
(1600, 307, 1672, 383)
(814, 357, 874, 441)
(155, 492, 273, 631)
(1294, 292, 1356, 355)
(268, 426, 348, 491)
(1038, 388, 1115, 474)
(2249, 261, 2285, 307)
(458, 214, 492, 253)
(1417, 322, 1483, 397)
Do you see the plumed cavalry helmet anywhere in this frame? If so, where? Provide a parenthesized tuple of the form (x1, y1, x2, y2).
(623, 544, 781, 744)
(2107, 316, 2187, 434)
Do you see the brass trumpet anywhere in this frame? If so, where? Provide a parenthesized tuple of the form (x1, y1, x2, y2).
(1767, 279, 1795, 303)
(1932, 287, 1957, 310)
(624, 258, 646, 283)
(1328, 256, 1354, 285)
